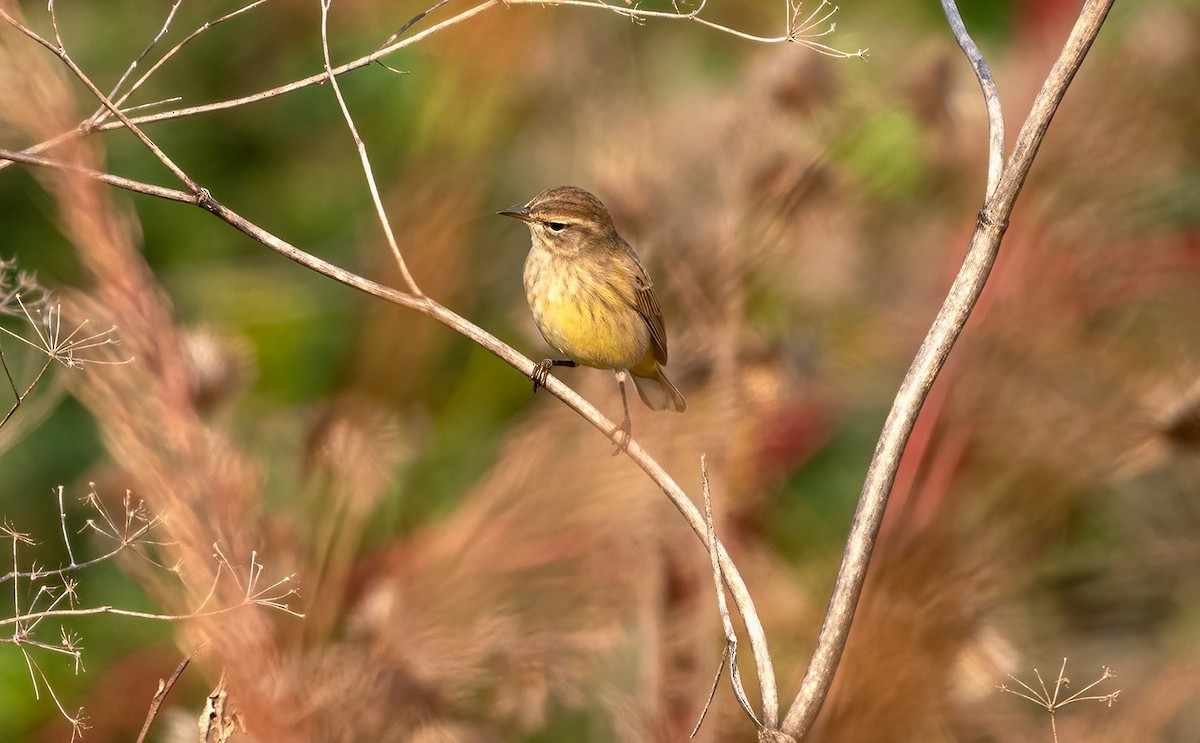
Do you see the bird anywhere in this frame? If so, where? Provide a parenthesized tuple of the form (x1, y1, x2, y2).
(499, 186, 686, 448)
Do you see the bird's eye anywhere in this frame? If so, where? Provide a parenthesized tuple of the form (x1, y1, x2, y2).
(547, 221, 566, 232)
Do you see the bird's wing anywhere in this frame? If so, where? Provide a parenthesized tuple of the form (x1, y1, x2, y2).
(624, 253, 669, 365)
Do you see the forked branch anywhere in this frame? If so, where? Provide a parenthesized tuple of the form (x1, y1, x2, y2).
(779, 0, 1116, 737)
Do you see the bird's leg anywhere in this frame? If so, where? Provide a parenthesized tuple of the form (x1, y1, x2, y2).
(611, 370, 633, 455)
(532, 358, 576, 393)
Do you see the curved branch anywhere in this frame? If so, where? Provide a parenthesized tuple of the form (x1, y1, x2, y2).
(780, 0, 1116, 737)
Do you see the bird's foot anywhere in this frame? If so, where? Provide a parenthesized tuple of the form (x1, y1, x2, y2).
(532, 359, 553, 393)
(531, 358, 576, 393)
(610, 416, 632, 456)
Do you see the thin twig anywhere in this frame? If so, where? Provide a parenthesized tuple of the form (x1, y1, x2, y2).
(0, 343, 18, 427)
(939, 0, 1004, 198)
(0, 533, 146, 584)
(56, 486, 76, 567)
(691, 454, 761, 736)
(506, 0, 866, 55)
(319, 0, 423, 295)
(0, 581, 300, 628)
(21, 650, 88, 738)
(780, 1, 1117, 737)
(691, 650, 726, 739)
(0, 515, 155, 585)
(378, 0, 454, 50)
(998, 659, 1119, 743)
(94, 0, 184, 124)
(98, 0, 273, 128)
(0, 353, 53, 430)
(134, 652, 194, 743)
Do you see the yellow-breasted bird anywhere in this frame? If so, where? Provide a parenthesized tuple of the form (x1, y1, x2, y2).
(499, 186, 686, 445)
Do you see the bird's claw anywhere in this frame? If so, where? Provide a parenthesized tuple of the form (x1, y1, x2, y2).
(532, 359, 553, 393)
(610, 418, 632, 456)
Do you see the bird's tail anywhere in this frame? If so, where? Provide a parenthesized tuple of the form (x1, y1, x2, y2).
(631, 366, 686, 413)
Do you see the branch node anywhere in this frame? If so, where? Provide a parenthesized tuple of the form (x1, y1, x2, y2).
(194, 188, 219, 213)
(977, 207, 1008, 232)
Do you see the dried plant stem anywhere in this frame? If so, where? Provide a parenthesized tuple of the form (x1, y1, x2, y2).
(134, 652, 193, 743)
(506, 0, 866, 56)
(692, 455, 759, 736)
(95, 0, 272, 129)
(780, 1, 1116, 737)
(999, 658, 1119, 743)
(0, 354, 53, 430)
(92, 0, 184, 124)
(0, 587, 298, 628)
(319, 0, 422, 295)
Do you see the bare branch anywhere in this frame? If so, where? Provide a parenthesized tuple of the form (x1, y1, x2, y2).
(22, 650, 88, 739)
(56, 486, 76, 567)
(0, 353, 53, 430)
(378, 0, 454, 50)
(0, 576, 299, 628)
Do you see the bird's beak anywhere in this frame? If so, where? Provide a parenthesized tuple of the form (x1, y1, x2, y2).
(497, 205, 532, 222)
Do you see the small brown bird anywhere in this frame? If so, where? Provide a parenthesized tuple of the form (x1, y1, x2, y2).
(499, 186, 686, 446)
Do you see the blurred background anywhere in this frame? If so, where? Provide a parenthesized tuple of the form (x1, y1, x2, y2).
(1, 0, 1198, 740)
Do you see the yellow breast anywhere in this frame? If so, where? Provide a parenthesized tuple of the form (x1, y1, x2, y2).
(524, 248, 650, 370)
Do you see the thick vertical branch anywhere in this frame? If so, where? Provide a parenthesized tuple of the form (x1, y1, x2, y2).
(780, 1, 1116, 737)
